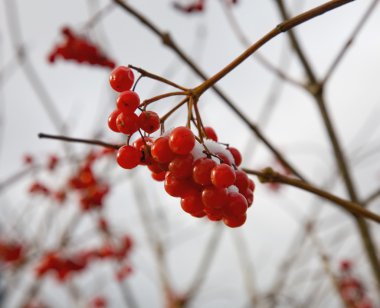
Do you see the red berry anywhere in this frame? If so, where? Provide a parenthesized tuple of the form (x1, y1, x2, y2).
(151, 137, 176, 163)
(116, 112, 139, 135)
(116, 91, 140, 114)
(248, 179, 256, 192)
(204, 126, 218, 141)
(228, 147, 242, 166)
(223, 213, 246, 228)
(168, 154, 194, 179)
(216, 152, 231, 165)
(192, 211, 206, 218)
(204, 207, 223, 221)
(211, 164, 236, 188)
(151, 171, 166, 182)
(138, 111, 160, 134)
(201, 186, 228, 209)
(109, 66, 134, 92)
(169, 126, 195, 155)
(181, 191, 204, 215)
(116, 145, 140, 169)
(133, 137, 153, 150)
(224, 192, 248, 217)
(148, 162, 168, 173)
(242, 188, 254, 207)
(192, 158, 217, 186)
(133, 137, 153, 165)
(108, 109, 122, 132)
(234, 170, 249, 192)
(164, 172, 192, 197)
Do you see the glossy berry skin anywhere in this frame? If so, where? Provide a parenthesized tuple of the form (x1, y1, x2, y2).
(151, 171, 166, 182)
(168, 154, 194, 179)
(109, 66, 134, 92)
(211, 164, 236, 188)
(204, 207, 223, 221)
(108, 109, 122, 132)
(116, 146, 140, 169)
(228, 147, 242, 166)
(181, 192, 204, 215)
(225, 192, 248, 217)
(151, 137, 176, 163)
(192, 158, 217, 186)
(242, 188, 254, 207)
(169, 126, 195, 155)
(116, 112, 139, 135)
(116, 91, 140, 114)
(164, 172, 192, 197)
(201, 186, 228, 209)
(138, 111, 160, 134)
(234, 170, 249, 192)
(133, 137, 153, 165)
(223, 213, 247, 228)
(248, 179, 255, 192)
(204, 126, 218, 141)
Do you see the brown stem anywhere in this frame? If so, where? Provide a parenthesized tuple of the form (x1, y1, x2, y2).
(322, 0, 380, 84)
(244, 168, 380, 224)
(160, 97, 189, 123)
(275, 0, 380, 295)
(129, 65, 189, 91)
(38, 133, 121, 149)
(364, 187, 380, 206)
(141, 91, 186, 107)
(218, 0, 305, 89)
(113, 0, 308, 182)
(193, 0, 353, 96)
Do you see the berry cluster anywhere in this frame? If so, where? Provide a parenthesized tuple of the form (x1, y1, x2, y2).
(338, 260, 373, 308)
(0, 239, 24, 265)
(35, 235, 133, 282)
(48, 27, 115, 69)
(173, 0, 238, 14)
(107, 66, 254, 228)
(27, 149, 114, 210)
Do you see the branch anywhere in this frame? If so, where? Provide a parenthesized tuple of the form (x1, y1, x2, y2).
(38, 133, 121, 149)
(244, 167, 380, 224)
(113, 0, 308, 182)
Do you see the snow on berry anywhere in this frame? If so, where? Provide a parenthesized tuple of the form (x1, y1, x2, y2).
(107, 66, 255, 228)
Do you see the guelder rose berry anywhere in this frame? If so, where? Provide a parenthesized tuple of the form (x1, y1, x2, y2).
(211, 164, 236, 188)
(138, 111, 160, 134)
(169, 126, 195, 155)
(116, 91, 140, 114)
(107, 66, 254, 228)
(109, 66, 134, 92)
(116, 146, 140, 169)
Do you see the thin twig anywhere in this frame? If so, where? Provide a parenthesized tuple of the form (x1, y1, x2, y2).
(244, 167, 380, 224)
(323, 0, 380, 84)
(129, 65, 189, 91)
(38, 133, 121, 149)
(113, 0, 309, 182)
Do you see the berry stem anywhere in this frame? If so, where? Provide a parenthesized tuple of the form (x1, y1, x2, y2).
(160, 97, 189, 124)
(141, 91, 186, 108)
(192, 0, 354, 97)
(38, 133, 121, 149)
(129, 65, 189, 91)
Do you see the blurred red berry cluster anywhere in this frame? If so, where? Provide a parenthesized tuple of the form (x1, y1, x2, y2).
(173, 0, 238, 14)
(338, 260, 374, 308)
(35, 235, 133, 282)
(48, 26, 115, 69)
